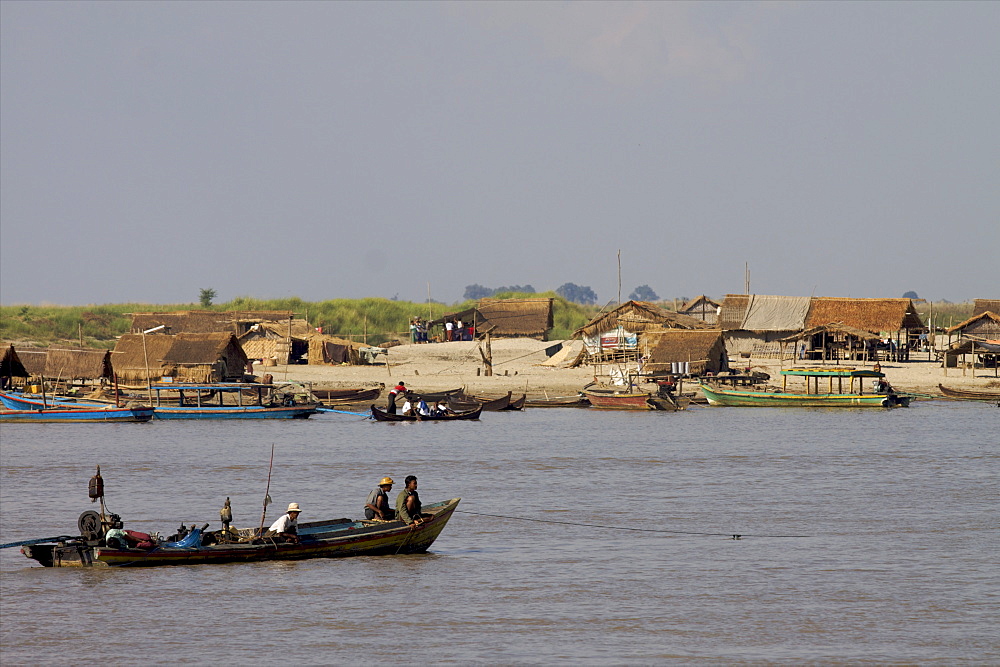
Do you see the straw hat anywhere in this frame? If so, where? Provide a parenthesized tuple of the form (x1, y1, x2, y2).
(379, 477, 394, 486)
(287, 503, 301, 513)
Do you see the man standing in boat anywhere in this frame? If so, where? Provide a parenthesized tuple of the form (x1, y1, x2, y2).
(395, 475, 427, 524)
(386, 381, 406, 414)
(266, 503, 301, 543)
(364, 477, 396, 520)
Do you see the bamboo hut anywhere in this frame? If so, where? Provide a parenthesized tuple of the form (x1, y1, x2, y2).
(776, 323, 881, 364)
(804, 298, 924, 360)
(1, 344, 29, 388)
(641, 329, 729, 375)
(717, 294, 812, 358)
(112, 333, 248, 383)
(238, 321, 314, 365)
(677, 296, 721, 324)
(430, 297, 555, 341)
(946, 311, 1000, 339)
(16, 348, 114, 389)
(573, 301, 710, 363)
(971, 299, 1000, 318)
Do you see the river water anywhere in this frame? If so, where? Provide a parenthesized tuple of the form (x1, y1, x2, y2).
(1, 401, 997, 664)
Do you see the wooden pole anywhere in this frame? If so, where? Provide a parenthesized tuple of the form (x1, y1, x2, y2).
(258, 444, 275, 537)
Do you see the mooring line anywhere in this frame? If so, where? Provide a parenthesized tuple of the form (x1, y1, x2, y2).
(455, 509, 811, 539)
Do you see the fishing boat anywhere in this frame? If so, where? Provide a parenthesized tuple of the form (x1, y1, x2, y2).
(0, 405, 154, 423)
(448, 391, 512, 412)
(583, 384, 688, 411)
(17, 499, 461, 567)
(312, 386, 383, 404)
(937, 384, 1000, 401)
(701, 367, 911, 408)
(370, 404, 482, 422)
(403, 387, 465, 402)
(147, 383, 319, 419)
(523, 394, 591, 408)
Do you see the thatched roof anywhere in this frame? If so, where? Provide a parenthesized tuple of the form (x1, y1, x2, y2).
(574, 301, 710, 339)
(1, 344, 28, 378)
(776, 323, 882, 343)
(112, 333, 247, 382)
(805, 298, 924, 332)
(130, 311, 299, 334)
(946, 311, 1000, 335)
(18, 348, 114, 380)
(678, 295, 721, 313)
(718, 294, 751, 330)
(161, 333, 247, 366)
(641, 329, 728, 374)
(972, 299, 1000, 317)
(430, 298, 555, 339)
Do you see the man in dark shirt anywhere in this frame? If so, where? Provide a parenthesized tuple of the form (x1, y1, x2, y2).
(395, 475, 427, 524)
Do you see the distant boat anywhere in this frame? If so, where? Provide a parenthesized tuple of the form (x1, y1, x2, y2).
(937, 384, 1000, 401)
(146, 383, 319, 419)
(0, 405, 154, 423)
(312, 386, 383, 404)
(701, 368, 911, 408)
(523, 394, 591, 408)
(370, 404, 482, 422)
(448, 391, 512, 412)
(583, 384, 688, 411)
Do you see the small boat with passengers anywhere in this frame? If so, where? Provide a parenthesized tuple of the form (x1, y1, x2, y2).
(370, 404, 482, 422)
(701, 367, 911, 408)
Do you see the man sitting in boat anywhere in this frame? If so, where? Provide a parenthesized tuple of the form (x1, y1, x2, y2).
(265, 503, 301, 543)
(417, 399, 432, 417)
(433, 400, 452, 417)
(874, 377, 895, 394)
(396, 475, 428, 524)
(364, 478, 396, 521)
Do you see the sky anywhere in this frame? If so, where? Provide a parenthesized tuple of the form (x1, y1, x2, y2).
(1, 1, 997, 307)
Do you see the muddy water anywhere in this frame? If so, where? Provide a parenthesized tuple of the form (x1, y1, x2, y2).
(1, 402, 997, 663)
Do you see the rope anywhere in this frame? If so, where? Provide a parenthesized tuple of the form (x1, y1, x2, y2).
(455, 510, 811, 539)
(315, 407, 370, 416)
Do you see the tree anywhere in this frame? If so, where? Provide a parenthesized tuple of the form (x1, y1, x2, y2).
(902, 291, 919, 299)
(495, 284, 536, 294)
(628, 285, 659, 301)
(556, 283, 598, 305)
(199, 288, 217, 308)
(463, 284, 495, 300)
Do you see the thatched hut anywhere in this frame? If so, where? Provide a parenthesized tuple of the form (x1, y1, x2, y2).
(946, 311, 1000, 340)
(17, 348, 114, 386)
(431, 298, 555, 341)
(776, 323, 881, 363)
(1, 344, 28, 388)
(804, 298, 924, 359)
(238, 321, 314, 365)
(641, 330, 729, 375)
(972, 299, 1000, 318)
(130, 311, 302, 337)
(573, 301, 710, 363)
(677, 296, 721, 324)
(112, 333, 248, 383)
(717, 294, 812, 357)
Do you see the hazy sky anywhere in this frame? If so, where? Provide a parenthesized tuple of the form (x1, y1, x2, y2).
(2, 1, 997, 307)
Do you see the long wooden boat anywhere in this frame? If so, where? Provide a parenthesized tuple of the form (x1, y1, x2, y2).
(937, 384, 1000, 401)
(20, 499, 460, 567)
(504, 394, 526, 411)
(313, 387, 383, 404)
(403, 387, 465, 401)
(0, 406, 155, 423)
(370, 404, 482, 422)
(147, 383, 318, 419)
(448, 391, 511, 412)
(523, 394, 591, 408)
(701, 367, 911, 408)
(583, 385, 687, 411)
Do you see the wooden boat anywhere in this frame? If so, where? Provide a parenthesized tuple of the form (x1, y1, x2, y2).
(370, 404, 482, 422)
(403, 387, 465, 401)
(937, 384, 1000, 401)
(504, 394, 526, 411)
(0, 405, 155, 423)
(583, 385, 687, 411)
(312, 386, 383, 404)
(701, 367, 911, 408)
(19, 498, 461, 567)
(147, 383, 319, 419)
(523, 394, 591, 408)
(448, 391, 511, 412)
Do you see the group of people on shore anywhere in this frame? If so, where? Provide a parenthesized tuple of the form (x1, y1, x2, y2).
(409, 317, 476, 343)
(265, 475, 430, 543)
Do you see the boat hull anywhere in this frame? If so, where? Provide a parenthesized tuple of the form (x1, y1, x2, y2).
(22, 499, 460, 567)
(370, 405, 482, 421)
(700, 383, 910, 408)
(0, 407, 154, 422)
(937, 384, 1000, 401)
(151, 406, 317, 419)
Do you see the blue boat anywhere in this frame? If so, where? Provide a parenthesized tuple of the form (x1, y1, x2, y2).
(0, 405, 154, 423)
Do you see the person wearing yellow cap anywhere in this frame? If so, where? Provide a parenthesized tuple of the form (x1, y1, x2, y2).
(266, 503, 301, 542)
(364, 477, 396, 521)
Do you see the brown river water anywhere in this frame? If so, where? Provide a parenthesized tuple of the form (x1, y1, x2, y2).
(1, 401, 997, 664)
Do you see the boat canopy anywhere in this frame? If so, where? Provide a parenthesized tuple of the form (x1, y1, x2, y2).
(780, 367, 883, 379)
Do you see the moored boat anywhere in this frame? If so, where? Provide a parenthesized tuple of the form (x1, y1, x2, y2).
(0, 405, 154, 423)
(370, 404, 482, 422)
(523, 394, 591, 408)
(583, 383, 688, 411)
(18, 499, 461, 567)
(937, 384, 1000, 401)
(147, 383, 319, 419)
(312, 386, 383, 404)
(448, 391, 512, 412)
(701, 367, 911, 408)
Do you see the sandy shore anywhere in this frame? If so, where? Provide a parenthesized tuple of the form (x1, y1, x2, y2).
(254, 338, 999, 399)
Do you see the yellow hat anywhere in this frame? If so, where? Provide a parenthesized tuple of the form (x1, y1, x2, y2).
(287, 503, 301, 513)
(379, 477, 394, 486)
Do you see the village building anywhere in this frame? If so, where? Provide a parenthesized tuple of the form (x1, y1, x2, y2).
(676, 296, 721, 324)
(430, 297, 555, 341)
(804, 297, 925, 360)
(130, 310, 302, 336)
(717, 294, 812, 358)
(15, 347, 114, 391)
(573, 300, 711, 364)
(112, 332, 249, 384)
(640, 329, 729, 376)
(972, 299, 1000, 317)
(942, 308, 1000, 371)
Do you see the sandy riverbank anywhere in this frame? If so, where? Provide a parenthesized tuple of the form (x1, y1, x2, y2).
(254, 338, 999, 399)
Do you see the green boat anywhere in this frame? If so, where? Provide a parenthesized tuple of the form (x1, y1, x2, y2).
(700, 367, 911, 408)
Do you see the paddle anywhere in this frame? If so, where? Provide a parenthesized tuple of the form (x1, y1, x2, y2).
(0, 536, 79, 549)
